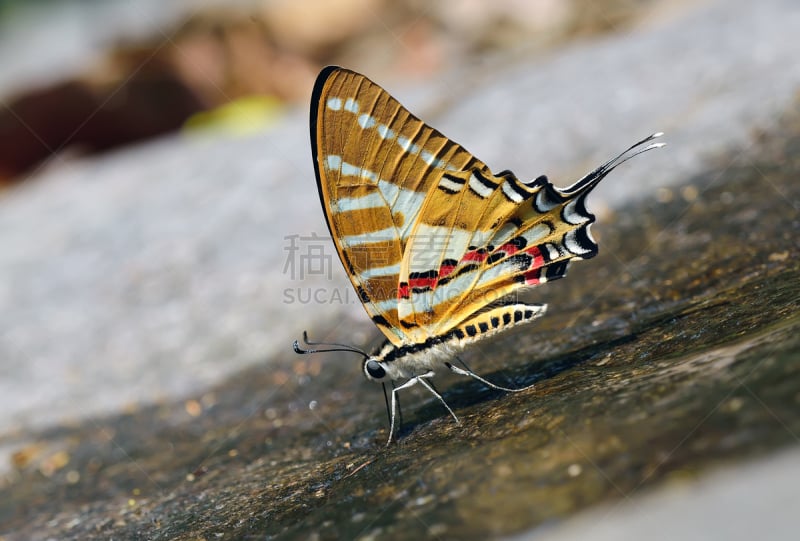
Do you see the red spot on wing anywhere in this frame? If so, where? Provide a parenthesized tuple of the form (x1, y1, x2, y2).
(497, 242, 520, 255)
(408, 276, 437, 290)
(439, 263, 456, 278)
(398, 283, 409, 299)
(523, 268, 541, 285)
(524, 245, 544, 268)
(523, 245, 545, 285)
(462, 250, 488, 263)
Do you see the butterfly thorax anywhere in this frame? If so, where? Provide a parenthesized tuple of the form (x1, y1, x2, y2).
(364, 339, 462, 382)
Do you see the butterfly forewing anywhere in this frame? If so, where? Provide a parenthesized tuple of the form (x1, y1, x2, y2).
(311, 66, 493, 345)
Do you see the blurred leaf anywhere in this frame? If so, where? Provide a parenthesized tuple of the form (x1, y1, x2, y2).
(183, 95, 285, 136)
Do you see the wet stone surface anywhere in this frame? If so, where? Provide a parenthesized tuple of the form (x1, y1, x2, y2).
(2, 112, 800, 540)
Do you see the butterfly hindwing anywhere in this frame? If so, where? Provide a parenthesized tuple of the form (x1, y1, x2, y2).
(397, 164, 602, 335)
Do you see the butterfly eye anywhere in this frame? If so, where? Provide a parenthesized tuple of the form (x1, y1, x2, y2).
(365, 360, 386, 380)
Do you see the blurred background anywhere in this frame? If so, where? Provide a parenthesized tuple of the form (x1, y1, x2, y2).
(0, 0, 666, 184)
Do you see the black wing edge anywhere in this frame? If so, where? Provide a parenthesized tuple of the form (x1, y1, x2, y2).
(309, 65, 346, 239)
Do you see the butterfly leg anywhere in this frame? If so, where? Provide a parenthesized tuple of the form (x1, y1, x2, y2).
(387, 376, 421, 446)
(417, 373, 459, 425)
(445, 361, 533, 392)
(386, 371, 458, 446)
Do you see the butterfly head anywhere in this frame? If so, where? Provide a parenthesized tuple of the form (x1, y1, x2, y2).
(362, 340, 403, 382)
(363, 357, 388, 381)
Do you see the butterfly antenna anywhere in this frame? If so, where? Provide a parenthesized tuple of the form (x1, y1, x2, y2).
(563, 132, 665, 195)
(293, 330, 369, 358)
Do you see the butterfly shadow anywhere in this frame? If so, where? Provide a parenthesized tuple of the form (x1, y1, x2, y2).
(396, 332, 638, 439)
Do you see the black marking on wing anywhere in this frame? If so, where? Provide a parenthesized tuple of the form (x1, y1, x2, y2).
(508, 236, 528, 250)
(505, 179, 535, 202)
(571, 226, 599, 258)
(545, 260, 569, 281)
(473, 169, 499, 189)
(438, 173, 466, 194)
(437, 263, 480, 286)
(409, 270, 438, 279)
(486, 252, 505, 264)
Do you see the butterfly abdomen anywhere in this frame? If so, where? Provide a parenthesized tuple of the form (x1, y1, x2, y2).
(376, 302, 546, 376)
(447, 302, 547, 344)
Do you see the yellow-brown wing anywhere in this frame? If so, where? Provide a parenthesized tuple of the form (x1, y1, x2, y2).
(312, 66, 661, 346)
(310, 66, 489, 346)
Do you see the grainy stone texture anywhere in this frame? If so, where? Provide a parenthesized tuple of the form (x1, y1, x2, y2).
(1, 0, 799, 539)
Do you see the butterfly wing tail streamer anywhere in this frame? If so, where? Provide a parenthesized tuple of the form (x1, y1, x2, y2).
(474, 133, 665, 287)
(560, 132, 665, 197)
(544, 131, 666, 261)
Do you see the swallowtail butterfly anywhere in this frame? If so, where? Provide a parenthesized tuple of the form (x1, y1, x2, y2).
(294, 66, 663, 444)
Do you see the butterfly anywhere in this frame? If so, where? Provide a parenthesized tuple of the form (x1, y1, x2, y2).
(294, 66, 663, 445)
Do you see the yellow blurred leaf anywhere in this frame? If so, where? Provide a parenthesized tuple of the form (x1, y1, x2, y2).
(184, 95, 285, 135)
